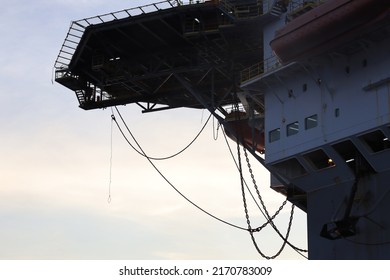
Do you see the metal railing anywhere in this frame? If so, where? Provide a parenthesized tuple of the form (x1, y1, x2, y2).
(287, 0, 325, 20)
(240, 55, 281, 84)
(239, 1, 329, 84)
(54, 0, 187, 70)
(219, 0, 279, 19)
(176, 0, 206, 4)
(288, 0, 324, 12)
(55, 69, 75, 80)
(54, 0, 282, 70)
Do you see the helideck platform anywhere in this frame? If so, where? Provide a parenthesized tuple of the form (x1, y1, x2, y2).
(54, 0, 283, 112)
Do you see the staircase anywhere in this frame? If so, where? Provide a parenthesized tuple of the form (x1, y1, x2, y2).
(55, 70, 86, 105)
(75, 89, 86, 105)
(270, 1, 288, 17)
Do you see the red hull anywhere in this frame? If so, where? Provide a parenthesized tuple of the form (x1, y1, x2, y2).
(224, 112, 265, 154)
(270, 0, 390, 64)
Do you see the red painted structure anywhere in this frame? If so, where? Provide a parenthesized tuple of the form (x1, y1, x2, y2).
(270, 0, 389, 64)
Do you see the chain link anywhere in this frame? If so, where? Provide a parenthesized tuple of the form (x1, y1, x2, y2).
(232, 100, 307, 258)
(244, 147, 288, 232)
(243, 145, 307, 254)
(237, 135, 308, 258)
(238, 143, 290, 259)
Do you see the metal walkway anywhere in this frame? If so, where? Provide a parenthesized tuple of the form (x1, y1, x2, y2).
(54, 0, 282, 111)
(54, 0, 279, 70)
(54, 0, 183, 70)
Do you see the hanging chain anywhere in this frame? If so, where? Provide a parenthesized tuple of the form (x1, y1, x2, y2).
(237, 141, 297, 259)
(234, 101, 253, 232)
(237, 135, 252, 231)
(243, 147, 288, 232)
(244, 144, 308, 253)
(248, 204, 295, 260)
(244, 147, 307, 253)
(234, 104, 308, 258)
(231, 97, 307, 257)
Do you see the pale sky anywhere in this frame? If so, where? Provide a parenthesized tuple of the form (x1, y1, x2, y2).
(0, 0, 307, 260)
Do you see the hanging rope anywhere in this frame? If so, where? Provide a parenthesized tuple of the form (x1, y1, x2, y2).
(107, 109, 114, 204)
(213, 116, 221, 140)
(111, 106, 307, 259)
(112, 106, 250, 231)
(115, 111, 212, 161)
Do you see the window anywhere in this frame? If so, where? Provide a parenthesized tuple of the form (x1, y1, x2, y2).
(335, 108, 340, 117)
(269, 128, 280, 143)
(305, 114, 318, 130)
(287, 121, 299, 136)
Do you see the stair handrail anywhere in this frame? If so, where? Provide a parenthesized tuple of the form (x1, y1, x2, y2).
(264, 0, 278, 14)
